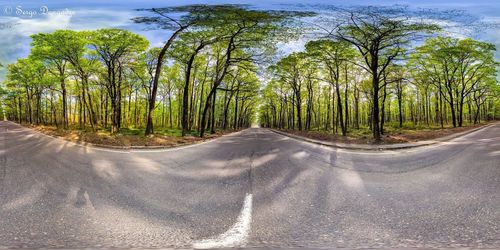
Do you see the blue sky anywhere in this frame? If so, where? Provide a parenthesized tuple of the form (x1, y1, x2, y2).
(1, 0, 499, 81)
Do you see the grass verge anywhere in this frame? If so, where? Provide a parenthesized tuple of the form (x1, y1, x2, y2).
(24, 124, 239, 147)
(278, 122, 492, 145)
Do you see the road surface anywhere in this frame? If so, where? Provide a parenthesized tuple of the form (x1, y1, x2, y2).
(0, 121, 499, 248)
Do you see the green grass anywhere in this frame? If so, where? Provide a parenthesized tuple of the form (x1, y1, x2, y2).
(116, 127, 143, 136)
(347, 127, 372, 138)
(104, 127, 203, 137)
(309, 121, 486, 139)
(61, 126, 173, 137)
(111, 127, 200, 137)
(155, 128, 200, 137)
(57, 124, 221, 137)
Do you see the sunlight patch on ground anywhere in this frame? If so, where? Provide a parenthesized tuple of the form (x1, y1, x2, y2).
(128, 156, 161, 174)
(488, 150, 500, 157)
(3, 183, 45, 210)
(92, 159, 120, 181)
(252, 153, 277, 168)
(292, 151, 310, 159)
(339, 171, 365, 190)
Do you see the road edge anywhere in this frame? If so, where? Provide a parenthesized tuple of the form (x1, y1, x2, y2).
(2, 121, 248, 151)
(269, 122, 497, 151)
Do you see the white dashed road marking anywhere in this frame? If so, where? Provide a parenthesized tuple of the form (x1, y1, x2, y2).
(193, 193, 253, 249)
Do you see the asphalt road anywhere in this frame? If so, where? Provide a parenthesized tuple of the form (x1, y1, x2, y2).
(0, 121, 499, 249)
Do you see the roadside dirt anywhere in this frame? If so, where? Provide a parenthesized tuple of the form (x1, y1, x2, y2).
(25, 125, 233, 147)
(279, 123, 489, 145)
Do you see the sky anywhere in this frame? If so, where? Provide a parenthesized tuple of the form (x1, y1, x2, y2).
(0, 0, 499, 82)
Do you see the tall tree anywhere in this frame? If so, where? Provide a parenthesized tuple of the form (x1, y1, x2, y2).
(334, 8, 438, 141)
(135, 5, 248, 135)
(88, 28, 149, 133)
(197, 7, 307, 137)
(47, 30, 99, 128)
(271, 53, 306, 131)
(171, 31, 219, 136)
(6, 58, 49, 125)
(306, 39, 356, 136)
(410, 37, 497, 127)
(30, 33, 70, 128)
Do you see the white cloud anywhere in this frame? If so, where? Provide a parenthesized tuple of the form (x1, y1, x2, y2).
(66, 9, 134, 30)
(15, 14, 73, 34)
(0, 8, 135, 81)
(1, 2, 500, 83)
(0, 14, 73, 81)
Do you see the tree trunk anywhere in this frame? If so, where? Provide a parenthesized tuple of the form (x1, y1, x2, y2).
(61, 79, 68, 128)
(182, 43, 205, 136)
(211, 90, 217, 133)
(344, 66, 349, 131)
(334, 79, 346, 136)
(398, 92, 403, 128)
(145, 26, 187, 136)
(372, 72, 381, 142)
(380, 84, 387, 135)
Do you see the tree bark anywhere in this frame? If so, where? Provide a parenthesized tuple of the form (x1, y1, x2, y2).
(372, 71, 381, 142)
(145, 26, 187, 136)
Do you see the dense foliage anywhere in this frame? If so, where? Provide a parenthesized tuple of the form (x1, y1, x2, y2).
(260, 36, 499, 138)
(1, 5, 498, 141)
(259, 8, 499, 141)
(0, 5, 305, 137)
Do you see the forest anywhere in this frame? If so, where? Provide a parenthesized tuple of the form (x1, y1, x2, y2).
(1, 5, 499, 142)
(260, 36, 499, 141)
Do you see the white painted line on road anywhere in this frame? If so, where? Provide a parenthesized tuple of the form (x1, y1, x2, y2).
(192, 193, 253, 249)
